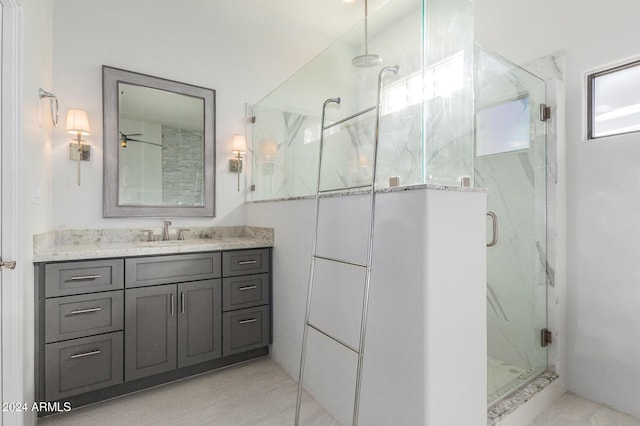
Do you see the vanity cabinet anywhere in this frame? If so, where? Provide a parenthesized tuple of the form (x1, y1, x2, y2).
(35, 247, 271, 412)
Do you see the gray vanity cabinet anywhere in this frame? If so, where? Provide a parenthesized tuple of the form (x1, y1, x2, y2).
(36, 248, 270, 413)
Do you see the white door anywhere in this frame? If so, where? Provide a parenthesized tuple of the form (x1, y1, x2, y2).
(0, 3, 4, 421)
(0, 1, 20, 424)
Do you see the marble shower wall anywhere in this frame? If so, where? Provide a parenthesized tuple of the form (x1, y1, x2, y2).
(251, 102, 425, 199)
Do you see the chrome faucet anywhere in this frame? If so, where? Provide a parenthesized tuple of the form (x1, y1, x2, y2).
(162, 220, 172, 241)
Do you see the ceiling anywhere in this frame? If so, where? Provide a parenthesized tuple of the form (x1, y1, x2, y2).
(245, 0, 420, 42)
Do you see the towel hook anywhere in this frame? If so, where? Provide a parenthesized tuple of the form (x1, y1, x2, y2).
(39, 88, 59, 126)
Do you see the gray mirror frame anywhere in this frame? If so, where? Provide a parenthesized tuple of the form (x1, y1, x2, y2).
(102, 65, 216, 217)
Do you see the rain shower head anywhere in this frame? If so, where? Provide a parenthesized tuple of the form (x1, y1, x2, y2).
(352, 0, 381, 68)
(352, 53, 382, 67)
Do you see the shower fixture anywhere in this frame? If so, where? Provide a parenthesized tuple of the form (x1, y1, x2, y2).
(352, 0, 382, 67)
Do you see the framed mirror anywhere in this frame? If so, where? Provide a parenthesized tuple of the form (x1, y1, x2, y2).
(103, 66, 215, 217)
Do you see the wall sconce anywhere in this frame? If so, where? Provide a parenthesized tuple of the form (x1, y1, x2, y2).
(229, 134, 246, 192)
(66, 109, 91, 186)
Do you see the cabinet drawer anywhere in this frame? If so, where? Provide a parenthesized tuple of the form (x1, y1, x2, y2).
(222, 274, 269, 312)
(45, 259, 124, 297)
(223, 305, 270, 356)
(222, 249, 270, 277)
(45, 291, 124, 343)
(125, 252, 222, 288)
(45, 332, 123, 401)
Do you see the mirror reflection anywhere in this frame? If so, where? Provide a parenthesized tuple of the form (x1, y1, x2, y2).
(118, 84, 205, 206)
(103, 66, 215, 217)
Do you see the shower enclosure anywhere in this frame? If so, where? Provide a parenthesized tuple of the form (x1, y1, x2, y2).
(475, 47, 548, 405)
(249, 0, 548, 415)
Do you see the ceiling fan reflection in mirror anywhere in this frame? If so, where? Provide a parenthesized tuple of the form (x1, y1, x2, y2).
(119, 132, 162, 148)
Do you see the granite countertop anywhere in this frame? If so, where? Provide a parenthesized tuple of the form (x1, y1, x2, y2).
(33, 226, 274, 262)
(248, 182, 486, 204)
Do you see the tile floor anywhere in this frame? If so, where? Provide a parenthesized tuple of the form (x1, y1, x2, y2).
(531, 392, 640, 426)
(38, 357, 337, 426)
(38, 356, 640, 425)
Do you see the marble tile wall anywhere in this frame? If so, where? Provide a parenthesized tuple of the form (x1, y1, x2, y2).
(161, 126, 204, 205)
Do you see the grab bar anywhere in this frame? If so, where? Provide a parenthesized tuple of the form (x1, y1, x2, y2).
(487, 211, 498, 247)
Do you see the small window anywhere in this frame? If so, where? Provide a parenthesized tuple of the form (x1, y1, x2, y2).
(476, 97, 531, 157)
(588, 59, 640, 139)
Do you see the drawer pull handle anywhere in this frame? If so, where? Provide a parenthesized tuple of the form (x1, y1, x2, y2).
(70, 350, 101, 359)
(69, 307, 102, 315)
(238, 285, 257, 291)
(239, 318, 257, 324)
(238, 260, 257, 265)
(70, 274, 102, 281)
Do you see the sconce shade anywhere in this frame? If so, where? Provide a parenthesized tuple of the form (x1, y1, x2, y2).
(232, 134, 246, 153)
(65, 109, 91, 135)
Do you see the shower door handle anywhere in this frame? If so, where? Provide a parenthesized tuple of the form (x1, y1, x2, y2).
(487, 211, 498, 247)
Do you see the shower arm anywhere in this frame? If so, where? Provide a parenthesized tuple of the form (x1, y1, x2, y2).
(364, 0, 370, 54)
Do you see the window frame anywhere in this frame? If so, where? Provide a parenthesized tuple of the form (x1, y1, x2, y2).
(587, 58, 640, 140)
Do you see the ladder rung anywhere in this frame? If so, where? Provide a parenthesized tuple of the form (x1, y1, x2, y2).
(313, 255, 367, 268)
(323, 105, 376, 131)
(307, 322, 360, 354)
(318, 184, 372, 194)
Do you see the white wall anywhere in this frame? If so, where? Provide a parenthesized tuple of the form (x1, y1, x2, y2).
(477, 0, 640, 418)
(51, 0, 335, 230)
(14, 0, 55, 424)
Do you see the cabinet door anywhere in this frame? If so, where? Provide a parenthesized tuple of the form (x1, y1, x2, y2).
(222, 249, 270, 277)
(45, 332, 123, 401)
(125, 253, 221, 288)
(45, 259, 124, 297)
(222, 273, 270, 312)
(125, 285, 177, 381)
(177, 279, 222, 368)
(223, 305, 270, 356)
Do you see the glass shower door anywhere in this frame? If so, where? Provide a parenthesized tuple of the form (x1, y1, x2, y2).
(474, 47, 547, 406)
